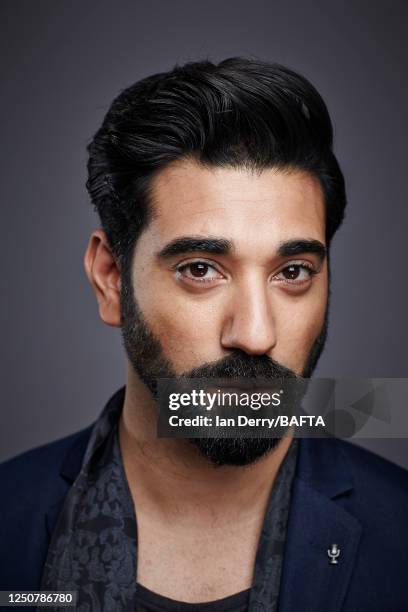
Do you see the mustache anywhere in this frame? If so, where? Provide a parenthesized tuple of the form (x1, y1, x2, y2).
(181, 351, 298, 379)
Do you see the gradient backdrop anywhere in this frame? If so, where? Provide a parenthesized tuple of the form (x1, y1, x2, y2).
(1, 0, 407, 467)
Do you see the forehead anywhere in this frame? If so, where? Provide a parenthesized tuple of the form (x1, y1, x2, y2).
(148, 158, 326, 248)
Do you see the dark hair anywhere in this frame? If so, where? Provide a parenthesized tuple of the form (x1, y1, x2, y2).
(87, 57, 346, 271)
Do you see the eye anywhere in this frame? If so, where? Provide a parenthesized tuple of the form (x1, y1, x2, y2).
(175, 261, 224, 284)
(274, 263, 316, 285)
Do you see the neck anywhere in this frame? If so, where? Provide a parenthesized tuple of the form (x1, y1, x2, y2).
(119, 364, 294, 522)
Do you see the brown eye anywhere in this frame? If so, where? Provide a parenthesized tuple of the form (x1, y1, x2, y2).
(175, 261, 223, 284)
(274, 263, 315, 285)
(282, 265, 301, 280)
(189, 262, 209, 277)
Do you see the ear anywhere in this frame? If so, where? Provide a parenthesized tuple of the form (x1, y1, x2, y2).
(84, 229, 122, 327)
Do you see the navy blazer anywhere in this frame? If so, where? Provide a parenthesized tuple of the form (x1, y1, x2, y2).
(1, 424, 408, 611)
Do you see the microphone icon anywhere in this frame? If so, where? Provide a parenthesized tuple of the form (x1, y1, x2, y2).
(328, 543, 341, 564)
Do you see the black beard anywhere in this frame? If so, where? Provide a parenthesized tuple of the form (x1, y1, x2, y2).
(120, 269, 328, 466)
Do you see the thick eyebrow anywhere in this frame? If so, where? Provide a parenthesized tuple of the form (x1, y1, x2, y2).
(157, 236, 234, 259)
(277, 239, 327, 261)
(156, 236, 326, 262)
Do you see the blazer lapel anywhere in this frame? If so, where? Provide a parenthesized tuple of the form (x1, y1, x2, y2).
(278, 438, 362, 612)
(45, 425, 94, 537)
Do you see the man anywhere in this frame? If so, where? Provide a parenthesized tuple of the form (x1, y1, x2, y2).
(1, 58, 407, 611)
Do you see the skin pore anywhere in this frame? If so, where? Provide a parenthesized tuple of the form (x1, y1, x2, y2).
(84, 159, 328, 602)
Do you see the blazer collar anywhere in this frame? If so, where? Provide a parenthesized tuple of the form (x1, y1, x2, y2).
(60, 386, 127, 484)
(296, 435, 354, 499)
(45, 425, 94, 536)
(46, 387, 127, 537)
(60, 424, 95, 483)
(278, 437, 361, 612)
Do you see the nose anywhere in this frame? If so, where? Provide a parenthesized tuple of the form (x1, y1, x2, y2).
(220, 279, 277, 356)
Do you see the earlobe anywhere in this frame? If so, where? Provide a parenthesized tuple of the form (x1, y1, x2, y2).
(84, 230, 122, 328)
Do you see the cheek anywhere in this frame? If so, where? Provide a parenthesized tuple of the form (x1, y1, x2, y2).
(136, 288, 223, 373)
(132, 257, 220, 373)
(273, 286, 328, 373)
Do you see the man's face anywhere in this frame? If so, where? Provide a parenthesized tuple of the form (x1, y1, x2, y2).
(126, 159, 327, 372)
(120, 159, 328, 464)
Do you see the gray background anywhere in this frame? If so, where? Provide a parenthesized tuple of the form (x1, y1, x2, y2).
(1, 0, 407, 466)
